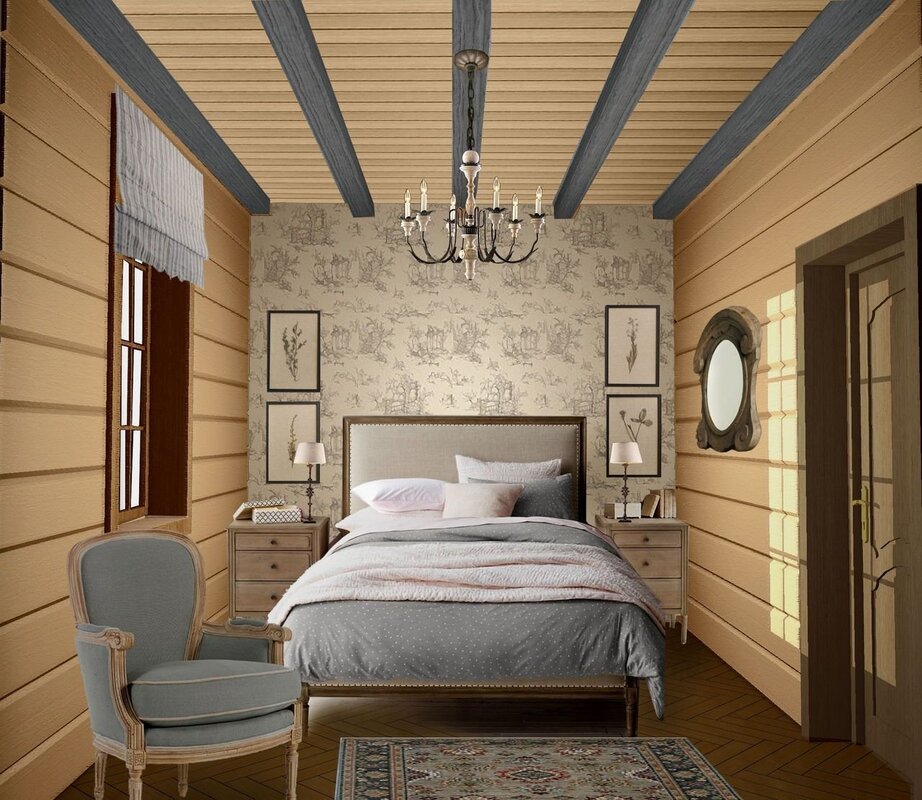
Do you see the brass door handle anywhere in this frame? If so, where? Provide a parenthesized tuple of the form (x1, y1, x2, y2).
(852, 485, 869, 543)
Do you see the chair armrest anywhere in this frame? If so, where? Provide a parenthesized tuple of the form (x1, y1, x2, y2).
(75, 624, 144, 748)
(196, 619, 292, 665)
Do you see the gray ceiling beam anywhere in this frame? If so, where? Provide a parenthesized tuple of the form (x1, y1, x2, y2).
(47, 0, 270, 214)
(452, 0, 492, 204)
(553, 0, 693, 219)
(653, 0, 892, 220)
(253, 0, 374, 217)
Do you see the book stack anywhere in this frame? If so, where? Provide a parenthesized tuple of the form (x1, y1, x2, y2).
(661, 487, 677, 518)
(233, 498, 303, 524)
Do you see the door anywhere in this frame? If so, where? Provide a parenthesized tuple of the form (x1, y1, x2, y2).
(847, 252, 915, 778)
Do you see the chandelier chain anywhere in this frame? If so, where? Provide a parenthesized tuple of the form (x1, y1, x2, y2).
(466, 64, 476, 151)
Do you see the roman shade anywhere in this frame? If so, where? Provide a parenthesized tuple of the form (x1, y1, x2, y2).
(115, 87, 208, 286)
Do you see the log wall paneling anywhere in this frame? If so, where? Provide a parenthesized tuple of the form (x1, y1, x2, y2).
(672, 0, 922, 724)
(0, 1, 251, 797)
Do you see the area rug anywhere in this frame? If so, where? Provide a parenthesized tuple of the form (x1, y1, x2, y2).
(335, 736, 741, 799)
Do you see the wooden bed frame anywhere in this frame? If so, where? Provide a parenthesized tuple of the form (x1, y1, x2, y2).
(302, 415, 640, 736)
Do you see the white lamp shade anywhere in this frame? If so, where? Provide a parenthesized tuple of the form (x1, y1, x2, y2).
(294, 441, 326, 465)
(610, 441, 643, 465)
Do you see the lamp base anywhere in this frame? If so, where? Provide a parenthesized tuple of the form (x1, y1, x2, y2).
(617, 515, 633, 523)
(302, 517, 316, 524)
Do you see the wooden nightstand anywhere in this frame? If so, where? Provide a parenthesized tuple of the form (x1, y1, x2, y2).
(594, 515, 689, 643)
(228, 517, 329, 619)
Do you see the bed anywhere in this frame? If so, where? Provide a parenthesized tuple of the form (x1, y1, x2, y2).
(268, 415, 665, 736)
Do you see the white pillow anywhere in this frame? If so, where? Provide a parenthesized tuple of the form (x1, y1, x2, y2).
(441, 483, 525, 519)
(335, 506, 443, 532)
(352, 478, 446, 512)
(455, 454, 562, 484)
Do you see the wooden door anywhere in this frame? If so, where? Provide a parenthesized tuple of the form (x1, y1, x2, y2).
(847, 252, 916, 778)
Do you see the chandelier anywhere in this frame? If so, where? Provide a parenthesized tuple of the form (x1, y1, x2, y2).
(399, 49, 546, 281)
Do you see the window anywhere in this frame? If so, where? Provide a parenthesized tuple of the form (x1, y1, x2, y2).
(117, 258, 150, 522)
(106, 253, 192, 529)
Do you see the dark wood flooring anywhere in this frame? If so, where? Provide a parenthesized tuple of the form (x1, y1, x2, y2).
(59, 628, 912, 799)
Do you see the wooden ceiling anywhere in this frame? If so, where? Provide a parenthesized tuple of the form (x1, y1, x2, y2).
(115, 0, 829, 209)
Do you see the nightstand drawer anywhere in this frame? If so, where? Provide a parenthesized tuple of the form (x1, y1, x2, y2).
(611, 530, 682, 549)
(235, 581, 290, 612)
(621, 547, 681, 578)
(235, 532, 313, 551)
(235, 551, 312, 581)
(645, 578, 682, 609)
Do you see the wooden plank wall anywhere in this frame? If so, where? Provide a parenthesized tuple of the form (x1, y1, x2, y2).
(672, 0, 922, 723)
(0, 1, 251, 797)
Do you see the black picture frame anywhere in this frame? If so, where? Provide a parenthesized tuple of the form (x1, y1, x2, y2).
(267, 310, 321, 392)
(605, 304, 661, 387)
(265, 400, 321, 484)
(606, 394, 662, 478)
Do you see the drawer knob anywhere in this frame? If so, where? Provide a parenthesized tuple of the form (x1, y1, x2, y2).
(270, 539, 278, 546)
(270, 594, 278, 601)
(643, 536, 650, 543)
(270, 563, 277, 570)
(643, 560, 650, 567)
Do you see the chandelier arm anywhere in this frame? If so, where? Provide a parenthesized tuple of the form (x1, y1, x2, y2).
(491, 232, 541, 264)
(420, 228, 457, 263)
(406, 239, 453, 265)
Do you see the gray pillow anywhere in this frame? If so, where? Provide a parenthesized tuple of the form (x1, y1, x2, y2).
(469, 474, 574, 520)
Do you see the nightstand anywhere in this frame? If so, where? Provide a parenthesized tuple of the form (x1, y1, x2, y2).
(228, 517, 329, 619)
(594, 515, 689, 643)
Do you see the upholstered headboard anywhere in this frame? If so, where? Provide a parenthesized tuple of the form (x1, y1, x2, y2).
(342, 415, 587, 519)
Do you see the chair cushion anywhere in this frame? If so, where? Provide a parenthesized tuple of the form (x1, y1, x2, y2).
(130, 659, 300, 727)
(145, 709, 294, 748)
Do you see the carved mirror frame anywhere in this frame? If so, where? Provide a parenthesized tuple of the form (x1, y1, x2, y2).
(693, 306, 762, 452)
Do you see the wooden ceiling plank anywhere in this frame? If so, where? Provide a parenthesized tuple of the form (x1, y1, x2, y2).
(47, 0, 269, 213)
(653, 0, 892, 219)
(553, 0, 694, 218)
(253, 0, 373, 216)
(451, 0, 491, 202)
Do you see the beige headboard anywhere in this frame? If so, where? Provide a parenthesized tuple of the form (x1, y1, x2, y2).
(342, 415, 587, 519)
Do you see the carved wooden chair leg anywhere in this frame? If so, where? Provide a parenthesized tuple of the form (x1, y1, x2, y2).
(127, 766, 144, 800)
(93, 751, 107, 800)
(177, 764, 189, 798)
(285, 740, 300, 800)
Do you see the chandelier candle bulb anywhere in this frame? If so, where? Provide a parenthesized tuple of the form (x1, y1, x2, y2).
(535, 186, 543, 215)
(512, 193, 519, 221)
(420, 179, 428, 213)
(404, 189, 411, 218)
(492, 176, 501, 209)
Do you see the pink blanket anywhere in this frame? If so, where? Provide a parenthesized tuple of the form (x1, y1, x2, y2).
(268, 539, 665, 632)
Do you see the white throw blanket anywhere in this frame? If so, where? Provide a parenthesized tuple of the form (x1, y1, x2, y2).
(268, 539, 665, 631)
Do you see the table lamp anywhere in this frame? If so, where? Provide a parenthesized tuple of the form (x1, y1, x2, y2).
(293, 441, 326, 523)
(610, 441, 643, 523)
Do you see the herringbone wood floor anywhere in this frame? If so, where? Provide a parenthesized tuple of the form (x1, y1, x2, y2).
(60, 629, 911, 800)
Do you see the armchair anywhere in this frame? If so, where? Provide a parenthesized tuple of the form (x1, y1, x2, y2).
(69, 531, 302, 800)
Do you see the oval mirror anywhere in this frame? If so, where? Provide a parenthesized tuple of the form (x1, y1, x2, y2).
(706, 339, 745, 432)
(693, 307, 762, 452)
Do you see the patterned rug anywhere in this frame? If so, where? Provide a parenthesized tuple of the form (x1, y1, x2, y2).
(335, 736, 741, 799)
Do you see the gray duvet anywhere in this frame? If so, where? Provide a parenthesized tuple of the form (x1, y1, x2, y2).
(279, 521, 666, 716)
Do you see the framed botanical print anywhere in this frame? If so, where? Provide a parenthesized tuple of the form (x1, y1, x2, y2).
(267, 310, 321, 392)
(265, 401, 321, 484)
(606, 394, 662, 478)
(605, 305, 660, 387)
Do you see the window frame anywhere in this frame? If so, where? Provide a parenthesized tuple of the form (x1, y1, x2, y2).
(115, 256, 151, 524)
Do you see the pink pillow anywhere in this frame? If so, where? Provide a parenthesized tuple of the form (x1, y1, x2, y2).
(441, 483, 525, 519)
(352, 478, 446, 512)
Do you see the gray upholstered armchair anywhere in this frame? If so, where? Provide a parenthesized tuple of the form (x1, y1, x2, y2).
(68, 531, 303, 800)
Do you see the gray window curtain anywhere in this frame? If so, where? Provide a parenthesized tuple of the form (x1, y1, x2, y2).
(115, 87, 208, 286)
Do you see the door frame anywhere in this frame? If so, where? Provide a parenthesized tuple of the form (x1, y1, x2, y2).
(795, 187, 920, 775)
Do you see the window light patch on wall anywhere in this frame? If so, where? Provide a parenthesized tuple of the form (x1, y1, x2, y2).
(767, 290, 800, 648)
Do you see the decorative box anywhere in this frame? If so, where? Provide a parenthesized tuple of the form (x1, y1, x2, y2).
(252, 505, 303, 524)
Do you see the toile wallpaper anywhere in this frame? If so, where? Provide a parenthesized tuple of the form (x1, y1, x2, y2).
(248, 203, 675, 523)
